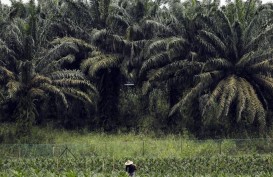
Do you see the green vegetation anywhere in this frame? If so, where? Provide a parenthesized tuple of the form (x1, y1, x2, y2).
(0, 125, 273, 159)
(0, 126, 272, 175)
(0, 155, 273, 176)
(2, 0, 273, 175)
(1, 0, 273, 139)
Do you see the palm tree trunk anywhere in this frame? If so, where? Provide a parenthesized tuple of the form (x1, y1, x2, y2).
(97, 68, 121, 131)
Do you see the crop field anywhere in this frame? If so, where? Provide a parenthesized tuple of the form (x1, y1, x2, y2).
(0, 155, 273, 176)
(1, 130, 273, 176)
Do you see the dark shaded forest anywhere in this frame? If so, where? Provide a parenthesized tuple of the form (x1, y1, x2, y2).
(1, 0, 273, 139)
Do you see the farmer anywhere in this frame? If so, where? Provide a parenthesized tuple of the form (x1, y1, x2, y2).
(125, 160, 137, 177)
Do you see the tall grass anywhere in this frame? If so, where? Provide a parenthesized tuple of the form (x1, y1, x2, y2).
(0, 124, 272, 159)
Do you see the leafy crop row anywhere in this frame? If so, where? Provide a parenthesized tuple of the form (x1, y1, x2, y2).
(0, 155, 273, 176)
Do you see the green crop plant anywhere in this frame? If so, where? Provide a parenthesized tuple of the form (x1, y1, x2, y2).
(0, 155, 272, 176)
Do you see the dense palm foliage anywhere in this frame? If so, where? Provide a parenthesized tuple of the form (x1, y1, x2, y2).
(0, 1, 97, 138)
(167, 1, 273, 134)
(1, 0, 273, 138)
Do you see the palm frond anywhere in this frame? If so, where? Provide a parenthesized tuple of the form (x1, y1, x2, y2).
(146, 38, 168, 57)
(62, 88, 95, 105)
(40, 54, 76, 74)
(52, 37, 95, 51)
(0, 66, 16, 80)
(0, 39, 16, 58)
(242, 15, 258, 46)
(253, 75, 273, 95)
(85, 54, 122, 76)
(40, 83, 68, 108)
(53, 79, 98, 94)
(215, 10, 233, 36)
(126, 24, 143, 41)
(29, 88, 45, 98)
(194, 71, 224, 83)
(248, 59, 273, 74)
(36, 42, 79, 71)
(169, 80, 213, 117)
(202, 79, 226, 120)
(91, 28, 107, 43)
(107, 14, 129, 31)
(239, 78, 257, 124)
(244, 24, 273, 52)
(140, 51, 171, 76)
(235, 50, 255, 67)
(238, 49, 273, 67)
(236, 82, 246, 122)
(196, 35, 217, 54)
(247, 81, 265, 127)
(109, 4, 131, 20)
(167, 37, 186, 51)
(111, 34, 128, 51)
(222, 76, 238, 116)
(142, 81, 152, 95)
(144, 20, 173, 35)
(80, 54, 105, 73)
(198, 30, 227, 55)
(147, 60, 203, 82)
(6, 80, 20, 97)
(205, 58, 232, 70)
(49, 70, 86, 80)
(31, 75, 52, 85)
(240, 77, 265, 127)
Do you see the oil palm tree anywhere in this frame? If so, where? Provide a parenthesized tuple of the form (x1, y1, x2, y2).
(138, 0, 218, 133)
(0, 3, 97, 137)
(170, 0, 273, 133)
(139, 0, 217, 96)
(80, 0, 169, 130)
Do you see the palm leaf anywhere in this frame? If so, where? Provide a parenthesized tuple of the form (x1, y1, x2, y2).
(169, 80, 213, 117)
(205, 58, 232, 70)
(31, 75, 52, 85)
(222, 76, 238, 116)
(239, 78, 257, 124)
(198, 30, 227, 55)
(53, 79, 98, 94)
(244, 24, 273, 52)
(194, 71, 224, 83)
(201, 76, 228, 120)
(140, 51, 171, 76)
(52, 37, 95, 51)
(6, 80, 20, 97)
(91, 55, 121, 75)
(40, 54, 76, 74)
(144, 20, 173, 35)
(0, 66, 16, 80)
(36, 42, 79, 71)
(40, 83, 68, 108)
(49, 70, 85, 80)
(236, 82, 246, 122)
(29, 88, 45, 98)
(62, 88, 94, 105)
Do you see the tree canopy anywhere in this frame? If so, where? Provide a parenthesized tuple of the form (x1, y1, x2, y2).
(1, 0, 273, 138)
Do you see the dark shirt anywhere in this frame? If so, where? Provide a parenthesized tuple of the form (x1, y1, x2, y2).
(125, 164, 136, 174)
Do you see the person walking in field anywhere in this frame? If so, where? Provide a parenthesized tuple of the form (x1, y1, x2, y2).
(125, 160, 137, 177)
